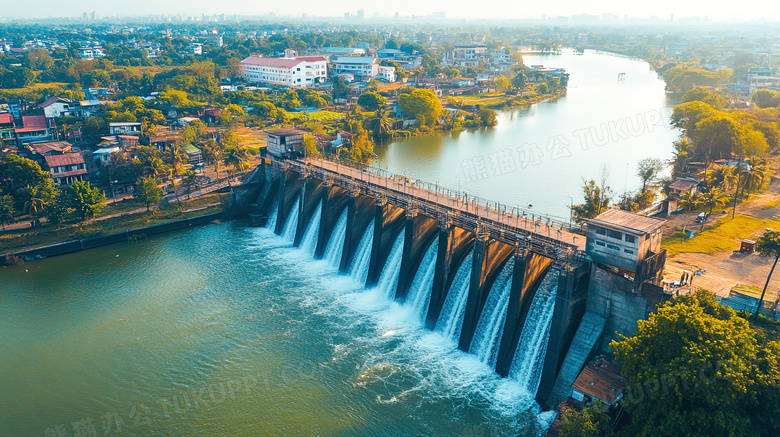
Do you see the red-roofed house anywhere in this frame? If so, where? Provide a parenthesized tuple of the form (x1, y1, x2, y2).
(0, 112, 15, 144)
(38, 97, 72, 118)
(43, 153, 87, 185)
(14, 115, 53, 146)
(240, 55, 327, 87)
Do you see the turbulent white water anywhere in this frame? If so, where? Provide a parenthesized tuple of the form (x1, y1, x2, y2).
(510, 270, 559, 393)
(266, 202, 278, 230)
(470, 259, 514, 368)
(349, 222, 375, 284)
(299, 200, 322, 256)
(323, 207, 347, 267)
(281, 199, 300, 243)
(405, 237, 439, 322)
(435, 250, 474, 342)
(375, 232, 405, 298)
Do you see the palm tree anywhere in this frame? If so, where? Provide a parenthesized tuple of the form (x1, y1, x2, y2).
(21, 184, 47, 218)
(183, 170, 198, 199)
(201, 139, 223, 178)
(223, 146, 250, 185)
(740, 157, 768, 197)
(370, 111, 393, 143)
(699, 188, 730, 216)
(141, 156, 167, 180)
(164, 142, 187, 175)
(677, 191, 702, 212)
(706, 164, 735, 190)
(755, 231, 780, 320)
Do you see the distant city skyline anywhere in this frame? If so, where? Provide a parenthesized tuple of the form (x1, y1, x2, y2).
(1, 0, 776, 22)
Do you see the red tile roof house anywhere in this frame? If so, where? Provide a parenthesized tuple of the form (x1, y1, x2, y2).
(14, 115, 53, 146)
(44, 153, 87, 185)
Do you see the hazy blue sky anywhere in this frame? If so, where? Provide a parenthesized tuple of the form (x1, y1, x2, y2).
(1, 0, 772, 21)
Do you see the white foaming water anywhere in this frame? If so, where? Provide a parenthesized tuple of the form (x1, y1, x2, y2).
(299, 200, 322, 256)
(404, 237, 439, 323)
(470, 259, 514, 368)
(281, 200, 300, 243)
(265, 202, 278, 231)
(375, 232, 405, 299)
(244, 216, 540, 426)
(323, 208, 347, 266)
(349, 222, 375, 284)
(510, 270, 559, 394)
(435, 250, 474, 342)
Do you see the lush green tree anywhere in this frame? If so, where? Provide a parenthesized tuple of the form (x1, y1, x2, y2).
(370, 111, 393, 142)
(477, 107, 498, 128)
(0, 155, 52, 204)
(670, 139, 694, 178)
(0, 195, 14, 230)
(677, 190, 702, 212)
(63, 181, 106, 220)
(537, 82, 550, 94)
(181, 120, 207, 145)
(695, 114, 741, 160)
(223, 146, 250, 180)
(558, 403, 611, 437)
(571, 178, 612, 222)
(755, 231, 780, 320)
(699, 187, 730, 217)
(331, 75, 349, 101)
(751, 89, 780, 109)
(492, 75, 512, 92)
(183, 170, 198, 199)
(302, 134, 321, 157)
(201, 139, 223, 177)
(357, 91, 386, 111)
(19, 182, 54, 218)
(671, 101, 719, 141)
(511, 70, 527, 90)
(636, 157, 665, 193)
(681, 86, 727, 109)
(163, 142, 187, 175)
(611, 291, 780, 437)
(398, 88, 443, 125)
(134, 176, 162, 211)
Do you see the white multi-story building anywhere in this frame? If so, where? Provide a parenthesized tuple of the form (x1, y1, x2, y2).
(240, 55, 328, 87)
(331, 56, 394, 82)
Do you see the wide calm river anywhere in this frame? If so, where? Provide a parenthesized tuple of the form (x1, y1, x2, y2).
(1, 50, 677, 436)
(377, 49, 679, 219)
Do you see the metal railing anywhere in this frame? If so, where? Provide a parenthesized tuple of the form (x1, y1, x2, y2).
(275, 156, 587, 263)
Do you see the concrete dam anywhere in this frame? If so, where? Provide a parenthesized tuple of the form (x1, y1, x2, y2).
(232, 157, 669, 406)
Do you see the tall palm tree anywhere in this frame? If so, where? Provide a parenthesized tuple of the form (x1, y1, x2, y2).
(677, 191, 702, 212)
(370, 111, 393, 143)
(740, 157, 768, 197)
(201, 139, 223, 178)
(183, 170, 198, 199)
(755, 231, 780, 320)
(21, 184, 47, 218)
(164, 142, 187, 175)
(141, 156, 167, 181)
(706, 164, 735, 190)
(699, 188, 730, 216)
(223, 146, 250, 185)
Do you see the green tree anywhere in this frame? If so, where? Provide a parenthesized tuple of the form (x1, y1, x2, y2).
(492, 75, 512, 92)
(201, 139, 223, 177)
(681, 86, 727, 109)
(611, 291, 780, 437)
(571, 178, 612, 222)
(302, 134, 321, 157)
(511, 70, 527, 90)
(636, 157, 666, 193)
(370, 111, 393, 142)
(755, 230, 780, 320)
(537, 82, 550, 94)
(677, 190, 702, 212)
(398, 88, 443, 125)
(357, 91, 386, 111)
(751, 89, 780, 109)
(64, 181, 106, 220)
(695, 114, 741, 160)
(134, 176, 162, 211)
(0, 195, 14, 231)
(19, 183, 53, 219)
(223, 146, 250, 181)
(477, 107, 498, 128)
(558, 403, 611, 437)
(183, 170, 198, 200)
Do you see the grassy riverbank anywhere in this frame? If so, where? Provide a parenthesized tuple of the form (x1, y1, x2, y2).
(0, 193, 227, 254)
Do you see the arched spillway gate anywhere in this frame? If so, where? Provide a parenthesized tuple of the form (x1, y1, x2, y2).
(238, 158, 593, 405)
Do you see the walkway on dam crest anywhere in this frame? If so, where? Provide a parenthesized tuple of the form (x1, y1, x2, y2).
(287, 157, 587, 255)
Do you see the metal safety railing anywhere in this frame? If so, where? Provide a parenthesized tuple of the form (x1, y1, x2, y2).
(274, 156, 587, 263)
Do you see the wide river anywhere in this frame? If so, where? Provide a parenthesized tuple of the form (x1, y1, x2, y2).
(1, 50, 677, 436)
(377, 49, 679, 219)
